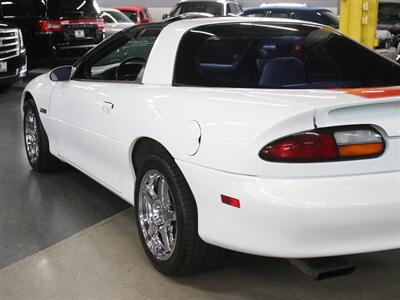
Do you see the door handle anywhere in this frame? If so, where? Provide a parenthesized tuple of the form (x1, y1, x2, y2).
(102, 101, 114, 113)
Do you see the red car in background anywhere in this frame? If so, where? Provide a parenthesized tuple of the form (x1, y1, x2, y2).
(115, 6, 152, 24)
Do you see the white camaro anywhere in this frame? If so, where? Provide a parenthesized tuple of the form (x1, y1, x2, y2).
(22, 17, 400, 275)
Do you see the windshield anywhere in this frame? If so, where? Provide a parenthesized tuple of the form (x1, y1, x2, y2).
(175, 23, 400, 89)
(317, 11, 339, 28)
(121, 10, 137, 22)
(171, 2, 224, 17)
(378, 3, 400, 23)
(104, 10, 131, 23)
(47, 0, 101, 18)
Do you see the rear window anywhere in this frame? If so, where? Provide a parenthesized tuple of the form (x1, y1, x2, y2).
(122, 10, 138, 22)
(102, 10, 131, 23)
(379, 3, 400, 23)
(317, 11, 339, 28)
(47, 0, 101, 18)
(174, 22, 400, 89)
(170, 2, 224, 17)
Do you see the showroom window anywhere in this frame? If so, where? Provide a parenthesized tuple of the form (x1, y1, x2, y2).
(75, 28, 161, 82)
(174, 22, 400, 89)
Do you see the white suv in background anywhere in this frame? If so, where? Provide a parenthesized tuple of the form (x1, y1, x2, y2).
(163, 0, 243, 19)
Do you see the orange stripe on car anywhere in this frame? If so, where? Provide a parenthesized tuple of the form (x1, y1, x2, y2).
(341, 87, 400, 99)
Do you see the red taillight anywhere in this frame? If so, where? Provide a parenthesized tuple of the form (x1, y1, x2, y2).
(38, 19, 105, 34)
(260, 126, 385, 163)
(96, 19, 105, 30)
(38, 20, 63, 34)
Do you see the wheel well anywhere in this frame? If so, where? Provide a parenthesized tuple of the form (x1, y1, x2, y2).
(131, 138, 172, 174)
(22, 92, 33, 111)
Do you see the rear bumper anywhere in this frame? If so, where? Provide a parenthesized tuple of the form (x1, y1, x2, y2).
(0, 50, 27, 85)
(177, 160, 400, 258)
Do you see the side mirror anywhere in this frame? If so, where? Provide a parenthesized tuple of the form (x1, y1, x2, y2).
(50, 66, 74, 82)
(162, 13, 168, 19)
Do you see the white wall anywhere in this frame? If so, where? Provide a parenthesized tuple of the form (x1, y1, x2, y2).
(97, 0, 338, 20)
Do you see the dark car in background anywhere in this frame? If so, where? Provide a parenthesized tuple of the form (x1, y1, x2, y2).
(378, 1, 400, 47)
(0, 0, 105, 68)
(0, 21, 27, 91)
(241, 3, 339, 27)
(163, 0, 243, 19)
(242, 3, 394, 51)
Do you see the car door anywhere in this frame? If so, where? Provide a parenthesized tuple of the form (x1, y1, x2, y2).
(49, 27, 160, 193)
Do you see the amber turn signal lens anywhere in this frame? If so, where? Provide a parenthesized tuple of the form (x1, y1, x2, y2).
(338, 143, 384, 157)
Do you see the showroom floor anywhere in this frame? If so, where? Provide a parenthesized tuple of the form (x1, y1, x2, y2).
(0, 83, 400, 300)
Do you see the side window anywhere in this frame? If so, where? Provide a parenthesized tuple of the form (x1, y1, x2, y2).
(139, 11, 144, 22)
(228, 3, 241, 15)
(269, 11, 290, 18)
(75, 29, 161, 82)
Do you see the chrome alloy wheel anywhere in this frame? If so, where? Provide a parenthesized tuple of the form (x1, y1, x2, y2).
(24, 108, 39, 164)
(138, 170, 177, 261)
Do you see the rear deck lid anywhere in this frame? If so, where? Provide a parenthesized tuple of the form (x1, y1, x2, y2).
(315, 87, 400, 137)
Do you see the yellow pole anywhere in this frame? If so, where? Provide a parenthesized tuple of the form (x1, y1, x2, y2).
(339, 0, 379, 49)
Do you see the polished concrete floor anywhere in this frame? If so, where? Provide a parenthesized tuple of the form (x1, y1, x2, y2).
(0, 87, 129, 269)
(0, 85, 400, 300)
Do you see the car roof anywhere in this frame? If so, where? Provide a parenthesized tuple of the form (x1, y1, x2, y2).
(178, 0, 237, 3)
(166, 16, 322, 28)
(115, 6, 145, 11)
(247, 4, 331, 12)
(101, 8, 122, 13)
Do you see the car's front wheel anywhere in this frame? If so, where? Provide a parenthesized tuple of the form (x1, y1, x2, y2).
(23, 99, 61, 172)
(135, 153, 225, 275)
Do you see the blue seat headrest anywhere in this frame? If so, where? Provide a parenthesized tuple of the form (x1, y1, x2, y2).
(259, 57, 306, 87)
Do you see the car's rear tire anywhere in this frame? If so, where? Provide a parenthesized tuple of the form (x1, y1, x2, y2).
(135, 152, 225, 275)
(23, 98, 62, 172)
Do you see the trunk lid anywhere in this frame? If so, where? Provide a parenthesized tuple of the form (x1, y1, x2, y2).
(313, 87, 400, 137)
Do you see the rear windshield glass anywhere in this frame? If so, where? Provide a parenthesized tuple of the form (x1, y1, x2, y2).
(378, 3, 400, 23)
(171, 2, 223, 17)
(122, 10, 137, 22)
(47, 0, 101, 18)
(103, 10, 131, 23)
(317, 11, 339, 28)
(174, 22, 400, 89)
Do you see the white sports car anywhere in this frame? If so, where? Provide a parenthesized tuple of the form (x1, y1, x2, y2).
(22, 17, 400, 275)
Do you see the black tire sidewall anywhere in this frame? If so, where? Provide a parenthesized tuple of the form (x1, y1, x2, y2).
(23, 101, 41, 170)
(134, 154, 192, 275)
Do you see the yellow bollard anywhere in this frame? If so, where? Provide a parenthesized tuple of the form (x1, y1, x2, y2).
(339, 0, 379, 49)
